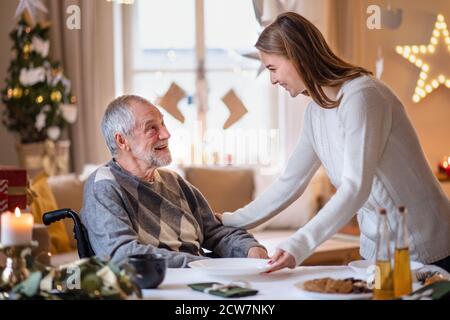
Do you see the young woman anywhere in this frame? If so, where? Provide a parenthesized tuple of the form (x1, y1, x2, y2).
(217, 12, 450, 273)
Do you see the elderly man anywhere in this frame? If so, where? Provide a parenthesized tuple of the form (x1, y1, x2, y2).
(81, 95, 268, 267)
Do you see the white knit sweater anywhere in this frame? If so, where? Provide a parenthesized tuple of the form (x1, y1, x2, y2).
(223, 75, 450, 265)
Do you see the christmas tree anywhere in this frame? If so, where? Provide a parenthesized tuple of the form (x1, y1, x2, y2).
(1, 10, 77, 144)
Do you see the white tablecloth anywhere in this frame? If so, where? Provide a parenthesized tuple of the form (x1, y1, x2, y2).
(141, 265, 448, 300)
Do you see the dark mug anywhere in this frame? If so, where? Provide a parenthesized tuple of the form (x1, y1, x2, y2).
(127, 253, 167, 289)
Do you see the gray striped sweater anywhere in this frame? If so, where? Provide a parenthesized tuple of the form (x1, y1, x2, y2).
(80, 160, 263, 267)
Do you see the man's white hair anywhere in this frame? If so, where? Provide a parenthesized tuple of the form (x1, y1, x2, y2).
(101, 95, 151, 156)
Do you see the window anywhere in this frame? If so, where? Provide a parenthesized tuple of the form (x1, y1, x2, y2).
(124, 0, 279, 169)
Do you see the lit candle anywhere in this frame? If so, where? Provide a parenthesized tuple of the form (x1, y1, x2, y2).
(1, 207, 34, 246)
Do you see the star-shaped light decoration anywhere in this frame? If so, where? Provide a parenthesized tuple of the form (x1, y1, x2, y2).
(395, 14, 450, 103)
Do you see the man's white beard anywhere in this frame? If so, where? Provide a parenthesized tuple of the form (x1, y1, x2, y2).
(132, 143, 172, 168)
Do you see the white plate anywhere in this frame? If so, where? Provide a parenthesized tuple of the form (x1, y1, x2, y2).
(188, 258, 271, 276)
(348, 260, 424, 275)
(296, 281, 373, 300)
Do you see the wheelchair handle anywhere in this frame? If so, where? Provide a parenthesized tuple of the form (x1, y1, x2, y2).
(42, 208, 95, 258)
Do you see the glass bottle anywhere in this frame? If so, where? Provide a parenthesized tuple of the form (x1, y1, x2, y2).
(393, 206, 413, 297)
(373, 208, 394, 300)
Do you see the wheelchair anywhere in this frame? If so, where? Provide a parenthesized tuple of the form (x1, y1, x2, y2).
(43, 208, 219, 259)
(43, 208, 95, 258)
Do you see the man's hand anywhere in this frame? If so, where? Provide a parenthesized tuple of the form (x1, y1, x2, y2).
(214, 212, 223, 222)
(265, 249, 296, 273)
(247, 246, 269, 259)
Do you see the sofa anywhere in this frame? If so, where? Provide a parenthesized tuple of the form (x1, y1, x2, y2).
(46, 165, 360, 267)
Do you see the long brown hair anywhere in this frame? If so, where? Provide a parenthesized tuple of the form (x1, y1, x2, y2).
(256, 12, 372, 108)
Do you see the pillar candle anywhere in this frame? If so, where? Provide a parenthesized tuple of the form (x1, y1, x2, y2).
(1, 207, 34, 246)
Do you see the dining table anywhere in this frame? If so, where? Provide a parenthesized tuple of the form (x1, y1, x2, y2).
(141, 263, 448, 300)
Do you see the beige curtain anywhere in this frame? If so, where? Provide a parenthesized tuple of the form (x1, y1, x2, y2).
(326, 0, 367, 68)
(47, 0, 116, 173)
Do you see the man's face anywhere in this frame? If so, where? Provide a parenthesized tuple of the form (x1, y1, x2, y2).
(127, 102, 172, 167)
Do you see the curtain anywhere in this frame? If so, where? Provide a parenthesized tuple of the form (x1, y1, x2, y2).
(48, 0, 116, 173)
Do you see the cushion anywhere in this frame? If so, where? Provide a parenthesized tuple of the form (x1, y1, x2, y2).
(47, 174, 84, 213)
(30, 172, 72, 254)
(254, 166, 334, 230)
(47, 173, 85, 249)
(184, 166, 254, 213)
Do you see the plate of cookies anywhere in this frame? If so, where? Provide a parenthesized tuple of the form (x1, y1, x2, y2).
(296, 277, 373, 300)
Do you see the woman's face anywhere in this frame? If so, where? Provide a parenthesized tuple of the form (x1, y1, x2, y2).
(260, 51, 306, 97)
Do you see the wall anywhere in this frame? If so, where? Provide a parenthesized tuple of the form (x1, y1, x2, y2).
(361, 0, 449, 166)
(358, 0, 450, 195)
(278, 0, 450, 199)
(0, 0, 20, 165)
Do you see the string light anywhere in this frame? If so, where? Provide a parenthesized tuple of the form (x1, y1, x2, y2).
(36, 95, 44, 104)
(12, 87, 23, 98)
(396, 14, 450, 103)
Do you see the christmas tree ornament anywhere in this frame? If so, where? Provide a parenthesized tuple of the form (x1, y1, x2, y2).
(35, 112, 46, 131)
(221, 89, 248, 129)
(70, 95, 77, 104)
(38, 20, 51, 30)
(156, 82, 186, 123)
(23, 43, 32, 59)
(46, 66, 57, 85)
(50, 90, 62, 103)
(48, 69, 66, 87)
(60, 104, 78, 124)
(396, 14, 450, 103)
(381, 2, 403, 30)
(31, 36, 49, 58)
(14, 0, 48, 27)
(17, 25, 24, 37)
(12, 87, 23, 99)
(19, 67, 46, 86)
(7, 88, 13, 99)
(60, 77, 72, 94)
(46, 126, 60, 141)
(35, 95, 44, 104)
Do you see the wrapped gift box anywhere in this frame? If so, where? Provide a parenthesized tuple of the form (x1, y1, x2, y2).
(0, 179, 7, 212)
(0, 166, 27, 212)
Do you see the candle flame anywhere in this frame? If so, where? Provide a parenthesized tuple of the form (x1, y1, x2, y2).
(14, 207, 21, 218)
